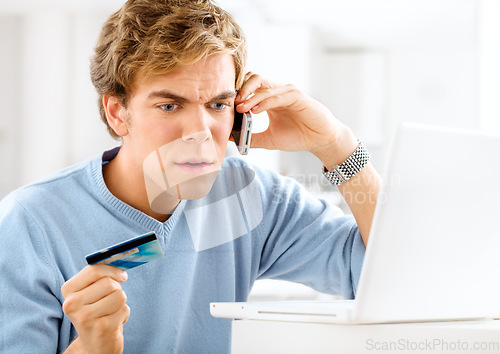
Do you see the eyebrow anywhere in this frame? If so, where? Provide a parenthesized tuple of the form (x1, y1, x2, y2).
(147, 89, 236, 103)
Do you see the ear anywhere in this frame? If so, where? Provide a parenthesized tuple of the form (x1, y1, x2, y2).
(103, 94, 129, 137)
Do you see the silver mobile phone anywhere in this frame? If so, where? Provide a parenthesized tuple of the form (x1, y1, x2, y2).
(231, 111, 252, 155)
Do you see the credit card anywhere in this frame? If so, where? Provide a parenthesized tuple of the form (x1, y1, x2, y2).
(85, 232, 163, 270)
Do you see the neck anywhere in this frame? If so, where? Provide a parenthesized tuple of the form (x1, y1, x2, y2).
(103, 148, 180, 222)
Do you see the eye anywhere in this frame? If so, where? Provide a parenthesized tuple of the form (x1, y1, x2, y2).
(210, 102, 228, 111)
(160, 103, 178, 112)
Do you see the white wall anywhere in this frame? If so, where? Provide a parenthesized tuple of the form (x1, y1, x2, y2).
(0, 10, 118, 197)
(300, 0, 482, 175)
(0, 16, 22, 197)
(479, 0, 500, 134)
(20, 12, 72, 184)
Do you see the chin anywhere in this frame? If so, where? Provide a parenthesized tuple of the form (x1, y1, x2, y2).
(175, 171, 220, 200)
(148, 171, 220, 213)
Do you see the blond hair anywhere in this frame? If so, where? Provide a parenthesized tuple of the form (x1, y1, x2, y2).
(90, 0, 247, 139)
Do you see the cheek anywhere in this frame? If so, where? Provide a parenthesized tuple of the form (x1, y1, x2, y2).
(219, 114, 234, 136)
(129, 123, 180, 167)
(212, 121, 233, 156)
(141, 120, 180, 145)
(213, 120, 233, 142)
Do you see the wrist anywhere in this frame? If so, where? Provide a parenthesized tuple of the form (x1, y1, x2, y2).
(64, 338, 88, 354)
(312, 125, 359, 170)
(322, 141, 371, 186)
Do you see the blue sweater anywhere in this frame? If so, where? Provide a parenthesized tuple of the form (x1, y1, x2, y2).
(0, 148, 365, 353)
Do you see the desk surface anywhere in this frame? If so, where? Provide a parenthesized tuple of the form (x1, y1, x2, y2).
(232, 319, 500, 354)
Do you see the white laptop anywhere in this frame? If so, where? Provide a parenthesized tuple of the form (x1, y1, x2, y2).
(210, 123, 500, 324)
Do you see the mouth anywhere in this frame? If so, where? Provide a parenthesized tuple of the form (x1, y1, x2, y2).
(174, 160, 215, 173)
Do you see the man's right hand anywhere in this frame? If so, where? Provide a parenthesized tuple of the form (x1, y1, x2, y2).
(61, 264, 130, 354)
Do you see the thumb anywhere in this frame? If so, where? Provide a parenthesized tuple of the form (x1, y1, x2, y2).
(249, 131, 275, 150)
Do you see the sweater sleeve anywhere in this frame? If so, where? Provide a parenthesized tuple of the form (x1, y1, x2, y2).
(0, 194, 67, 353)
(255, 168, 366, 299)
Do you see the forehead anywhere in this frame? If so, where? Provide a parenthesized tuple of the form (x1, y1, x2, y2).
(132, 54, 236, 101)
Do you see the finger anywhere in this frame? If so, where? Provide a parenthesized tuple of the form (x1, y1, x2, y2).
(76, 304, 129, 337)
(237, 84, 297, 114)
(244, 71, 254, 81)
(76, 277, 124, 306)
(98, 303, 131, 329)
(250, 93, 298, 115)
(62, 278, 125, 317)
(236, 73, 274, 103)
(122, 305, 131, 324)
(86, 287, 128, 319)
(249, 130, 275, 150)
(62, 264, 127, 297)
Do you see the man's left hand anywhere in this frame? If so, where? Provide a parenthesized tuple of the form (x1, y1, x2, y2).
(235, 72, 357, 167)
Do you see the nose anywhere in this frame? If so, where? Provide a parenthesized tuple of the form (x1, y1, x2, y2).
(182, 129, 212, 143)
(181, 108, 212, 143)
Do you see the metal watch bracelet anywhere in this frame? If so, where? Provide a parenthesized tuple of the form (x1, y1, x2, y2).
(322, 141, 370, 186)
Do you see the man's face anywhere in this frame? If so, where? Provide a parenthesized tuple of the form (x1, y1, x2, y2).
(121, 54, 236, 209)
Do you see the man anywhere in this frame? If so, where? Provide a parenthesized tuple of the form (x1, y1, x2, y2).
(0, 0, 381, 352)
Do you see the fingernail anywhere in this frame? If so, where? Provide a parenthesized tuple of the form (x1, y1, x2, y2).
(252, 105, 259, 112)
(235, 94, 241, 102)
(121, 271, 128, 281)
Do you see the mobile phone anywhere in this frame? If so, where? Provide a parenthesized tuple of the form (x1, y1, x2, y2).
(85, 232, 163, 270)
(231, 110, 252, 155)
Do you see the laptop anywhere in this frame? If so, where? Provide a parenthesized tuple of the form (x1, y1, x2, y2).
(210, 123, 500, 324)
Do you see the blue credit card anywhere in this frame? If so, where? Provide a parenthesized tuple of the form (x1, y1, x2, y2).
(85, 232, 164, 270)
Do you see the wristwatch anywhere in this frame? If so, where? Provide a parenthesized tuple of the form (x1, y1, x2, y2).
(322, 141, 370, 186)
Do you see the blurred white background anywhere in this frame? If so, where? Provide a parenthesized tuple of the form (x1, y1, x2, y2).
(1, 0, 499, 299)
